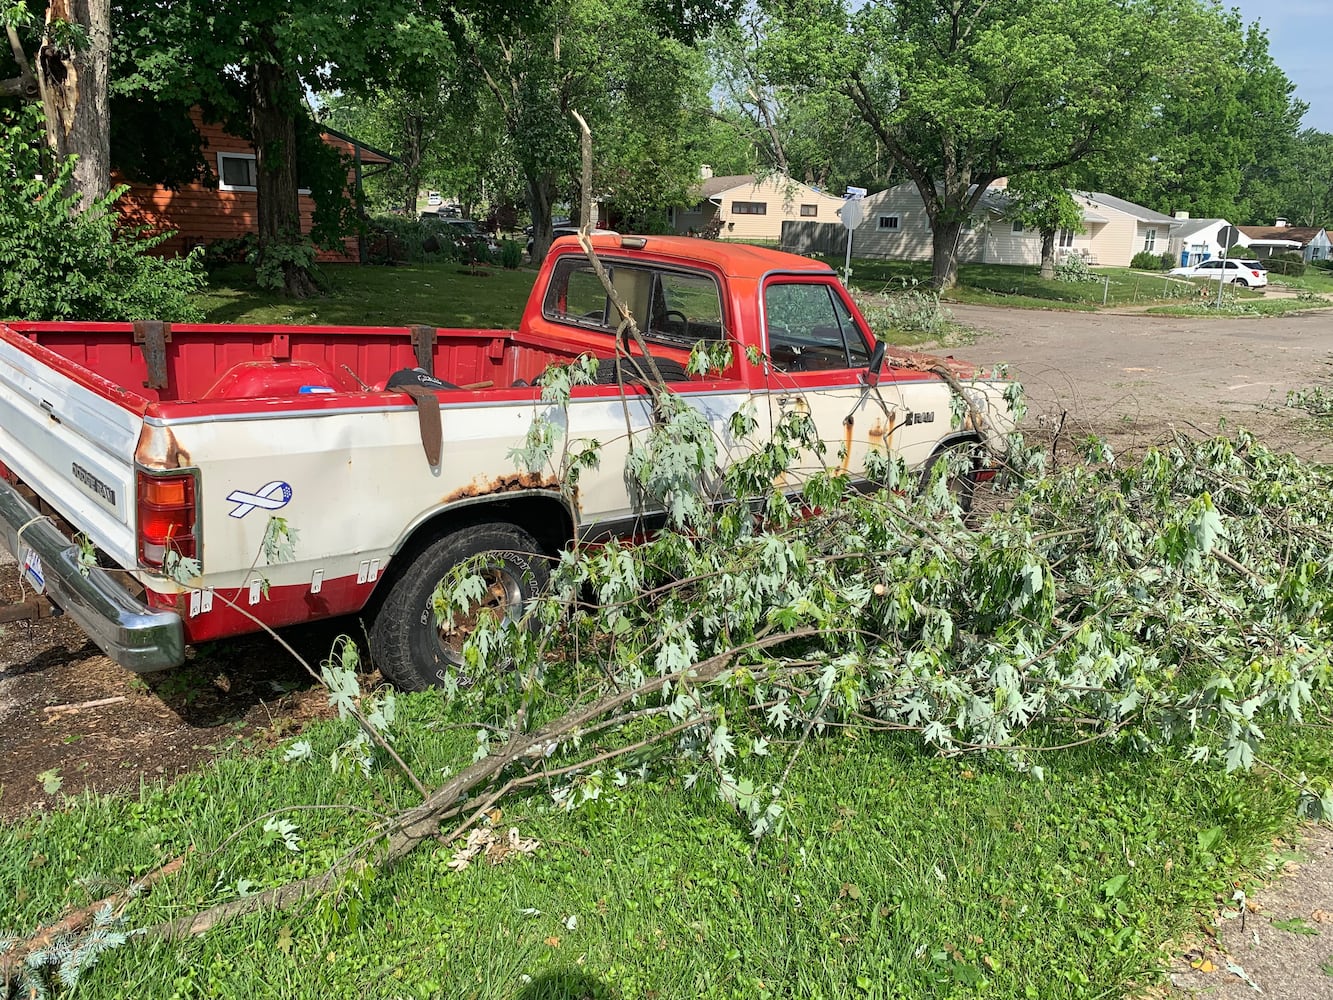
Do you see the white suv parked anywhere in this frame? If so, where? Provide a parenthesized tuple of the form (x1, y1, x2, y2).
(1169, 258, 1268, 288)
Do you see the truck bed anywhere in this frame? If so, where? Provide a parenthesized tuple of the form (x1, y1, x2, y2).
(2, 320, 688, 413)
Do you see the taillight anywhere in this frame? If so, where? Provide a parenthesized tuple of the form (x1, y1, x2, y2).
(137, 471, 198, 569)
(1252, 270, 1260, 277)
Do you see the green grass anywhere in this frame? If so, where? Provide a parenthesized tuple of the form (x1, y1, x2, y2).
(3, 687, 1328, 1000)
(196, 262, 541, 328)
(1267, 269, 1333, 295)
(1145, 297, 1333, 317)
(830, 259, 1212, 311)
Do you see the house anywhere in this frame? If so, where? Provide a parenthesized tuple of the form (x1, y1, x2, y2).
(116, 110, 393, 264)
(670, 169, 848, 243)
(1166, 217, 1250, 268)
(1237, 220, 1331, 262)
(846, 181, 1177, 268)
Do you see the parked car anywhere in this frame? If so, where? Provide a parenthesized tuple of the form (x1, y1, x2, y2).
(420, 215, 500, 257)
(527, 225, 617, 256)
(1169, 258, 1268, 289)
(426, 191, 442, 206)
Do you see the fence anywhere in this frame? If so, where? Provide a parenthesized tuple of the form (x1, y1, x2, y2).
(780, 221, 848, 257)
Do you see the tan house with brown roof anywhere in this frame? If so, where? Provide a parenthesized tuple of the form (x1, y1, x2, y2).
(670, 170, 848, 243)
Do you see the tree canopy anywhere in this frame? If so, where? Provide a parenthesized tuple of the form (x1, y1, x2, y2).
(759, 0, 1220, 288)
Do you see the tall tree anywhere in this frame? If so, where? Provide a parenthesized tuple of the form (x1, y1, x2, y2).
(763, 0, 1205, 289)
(1104, 11, 1305, 222)
(3, 0, 110, 207)
(113, 0, 532, 296)
(1004, 175, 1086, 279)
(464, 0, 737, 263)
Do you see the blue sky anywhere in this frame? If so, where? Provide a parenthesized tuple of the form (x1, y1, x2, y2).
(1227, 0, 1331, 131)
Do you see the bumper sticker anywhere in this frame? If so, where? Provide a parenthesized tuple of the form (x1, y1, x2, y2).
(226, 481, 293, 519)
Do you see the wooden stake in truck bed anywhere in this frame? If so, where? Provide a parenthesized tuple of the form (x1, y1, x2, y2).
(0, 236, 1014, 689)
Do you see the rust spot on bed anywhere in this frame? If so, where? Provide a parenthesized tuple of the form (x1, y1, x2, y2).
(442, 472, 561, 504)
(133, 425, 192, 470)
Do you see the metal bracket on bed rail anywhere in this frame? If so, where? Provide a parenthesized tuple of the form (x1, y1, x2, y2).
(132, 321, 172, 390)
(410, 325, 437, 376)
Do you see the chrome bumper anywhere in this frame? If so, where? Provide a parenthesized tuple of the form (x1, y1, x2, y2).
(0, 477, 184, 672)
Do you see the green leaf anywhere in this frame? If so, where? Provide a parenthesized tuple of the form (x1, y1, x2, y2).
(1101, 874, 1129, 899)
(1272, 917, 1319, 936)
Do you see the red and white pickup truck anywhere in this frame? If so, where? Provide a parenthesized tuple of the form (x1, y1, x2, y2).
(0, 235, 1013, 689)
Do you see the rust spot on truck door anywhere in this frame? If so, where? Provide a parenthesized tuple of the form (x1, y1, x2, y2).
(839, 415, 854, 473)
(868, 413, 896, 452)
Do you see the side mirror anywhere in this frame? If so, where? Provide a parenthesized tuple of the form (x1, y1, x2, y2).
(863, 341, 887, 385)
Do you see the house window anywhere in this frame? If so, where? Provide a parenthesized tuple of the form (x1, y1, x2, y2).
(217, 152, 258, 191)
(732, 201, 767, 215)
(1012, 221, 1025, 233)
(1143, 228, 1157, 252)
(1058, 229, 1075, 248)
(799, 204, 818, 217)
(877, 215, 900, 231)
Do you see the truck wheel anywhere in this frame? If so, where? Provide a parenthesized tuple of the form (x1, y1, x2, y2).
(370, 523, 549, 691)
(919, 443, 980, 513)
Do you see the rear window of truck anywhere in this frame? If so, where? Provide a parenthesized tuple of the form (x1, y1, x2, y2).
(543, 257, 725, 347)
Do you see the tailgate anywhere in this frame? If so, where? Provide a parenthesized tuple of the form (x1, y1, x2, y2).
(0, 334, 143, 569)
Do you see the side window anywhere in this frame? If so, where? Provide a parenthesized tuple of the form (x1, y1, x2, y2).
(765, 283, 871, 372)
(543, 258, 612, 328)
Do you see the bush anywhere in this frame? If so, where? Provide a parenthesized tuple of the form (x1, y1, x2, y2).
(1053, 252, 1099, 283)
(1312, 257, 1333, 271)
(1159, 251, 1176, 270)
(499, 238, 522, 270)
(852, 287, 953, 338)
(1130, 250, 1169, 270)
(1263, 251, 1306, 277)
(0, 109, 205, 322)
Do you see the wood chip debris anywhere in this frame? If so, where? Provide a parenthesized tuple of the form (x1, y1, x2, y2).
(447, 827, 539, 872)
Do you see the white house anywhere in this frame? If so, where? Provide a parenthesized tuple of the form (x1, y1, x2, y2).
(1166, 217, 1251, 268)
(848, 181, 1178, 268)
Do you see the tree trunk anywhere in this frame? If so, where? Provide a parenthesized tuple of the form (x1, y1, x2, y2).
(250, 57, 317, 298)
(526, 173, 557, 265)
(401, 113, 423, 217)
(1039, 229, 1057, 279)
(36, 0, 110, 210)
(930, 218, 965, 290)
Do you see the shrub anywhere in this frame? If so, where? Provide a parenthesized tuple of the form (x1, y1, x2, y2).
(499, 238, 522, 270)
(1263, 251, 1306, 277)
(852, 287, 953, 339)
(1159, 251, 1176, 270)
(1311, 257, 1333, 271)
(1130, 250, 1168, 270)
(0, 108, 205, 321)
(1053, 252, 1099, 283)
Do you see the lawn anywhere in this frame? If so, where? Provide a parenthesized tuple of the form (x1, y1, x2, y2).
(2, 680, 1326, 1000)
(196, 262, 542, 329)
(834, 258, 1217, 311)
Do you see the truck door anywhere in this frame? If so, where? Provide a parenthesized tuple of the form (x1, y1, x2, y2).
(761, 277, 951, 484)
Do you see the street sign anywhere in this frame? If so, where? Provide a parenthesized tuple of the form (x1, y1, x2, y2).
(1218, 225, 1240, 250)
(841, 197, 864, 231)
(845, 185, 867, 199)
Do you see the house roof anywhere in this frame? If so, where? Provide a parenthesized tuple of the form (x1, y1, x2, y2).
(1238, 225, 1326, 246)
(697, 174, 758, 199)
(977, 186, 1107, 223)
(1077, 192, 1177, 226)
(1171, 218, 1231, 240)
(319, 125, 394, 165)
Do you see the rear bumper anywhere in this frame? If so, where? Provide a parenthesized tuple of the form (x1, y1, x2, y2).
(0, 477, 184, 672)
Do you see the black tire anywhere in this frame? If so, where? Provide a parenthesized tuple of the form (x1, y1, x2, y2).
(919, 442, 980, 513)
(593, 356, 690, 385)
(370, 523, 549, 691)
(1231, 277, 1248, 287)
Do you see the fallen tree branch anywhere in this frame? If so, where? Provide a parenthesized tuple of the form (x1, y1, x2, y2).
(142, 628, 819, 940)
(2, 850, 191, 979)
